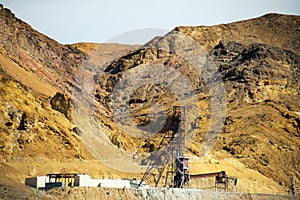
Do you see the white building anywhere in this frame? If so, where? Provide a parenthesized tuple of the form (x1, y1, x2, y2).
(25, 174, 149, 189)
(25, 176, 49, 189)
(74, 174, 101, 187)
(74, 174, 149, 188)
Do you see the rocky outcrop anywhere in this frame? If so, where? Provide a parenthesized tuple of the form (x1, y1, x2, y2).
(93, 14, 300, 188)
(175, 13, 300, 54)
(0, 5, 86, 93)
(96, 14, 300, 112)
(50, 92, 72, 120)
(210, 41, 300, 104)
(0, 76, 91, 161)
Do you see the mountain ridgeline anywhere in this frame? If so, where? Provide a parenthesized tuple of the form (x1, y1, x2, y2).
(0, 4, 299, 198)
(94, 13, 300, 188)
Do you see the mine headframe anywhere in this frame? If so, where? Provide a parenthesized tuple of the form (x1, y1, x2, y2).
(164, 156, 191, 189)
(138, 106, 190, 188)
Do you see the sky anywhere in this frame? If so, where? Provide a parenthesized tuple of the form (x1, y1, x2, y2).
(1, 0, 299, 44)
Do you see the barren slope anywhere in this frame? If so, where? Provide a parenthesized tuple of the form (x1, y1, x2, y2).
(0, 3, 299, 198)
(0, 5, 141, 198)
(93, 13, 300, 192)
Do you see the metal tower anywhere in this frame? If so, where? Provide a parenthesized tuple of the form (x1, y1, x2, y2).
(138, 106, 190, 188)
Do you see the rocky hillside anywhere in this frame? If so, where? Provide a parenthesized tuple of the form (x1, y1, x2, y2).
(0, 3, 299, 198)
(0, 4, 140, 199)
(94, 13, 300, 189)
(0, 5, 87, 94)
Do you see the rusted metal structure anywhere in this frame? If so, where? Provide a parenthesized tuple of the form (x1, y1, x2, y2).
(137, 106, 238, 191)
(165, 155, 190, 188)
(190, 171, 237, 191)
(138, 106, 190, 188)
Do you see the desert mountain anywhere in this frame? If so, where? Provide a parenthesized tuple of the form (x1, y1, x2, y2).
(0, 3, 299, 199)
(0, 4, 139, 199)
(93, 13, 300, 190)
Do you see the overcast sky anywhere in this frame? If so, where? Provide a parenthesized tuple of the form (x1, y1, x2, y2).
(1, 0, 299, 44)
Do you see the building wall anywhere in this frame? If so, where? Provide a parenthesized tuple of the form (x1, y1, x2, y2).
(25, 177, 37, 188)
(74, 174, 101, 187)
(26, 174, 148, 189)
(74, 175, 141, 188)
(25, 176, 48, 189)
(98, 179, 131, 188)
